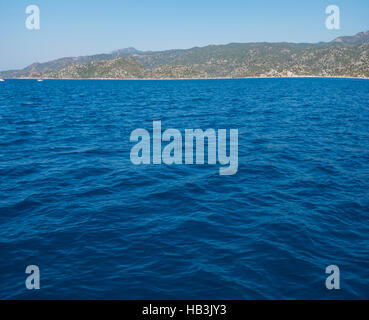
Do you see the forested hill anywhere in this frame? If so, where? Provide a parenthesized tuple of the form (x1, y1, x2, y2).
(1, 31, 369, 79)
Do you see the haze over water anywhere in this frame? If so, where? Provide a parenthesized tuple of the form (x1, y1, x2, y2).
(0, 78, 368, 299)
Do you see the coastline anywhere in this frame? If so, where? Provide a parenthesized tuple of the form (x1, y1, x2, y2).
(2, 76, 369, 81)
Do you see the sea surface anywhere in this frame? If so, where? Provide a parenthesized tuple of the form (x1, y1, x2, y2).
(0, 78, 368, 299)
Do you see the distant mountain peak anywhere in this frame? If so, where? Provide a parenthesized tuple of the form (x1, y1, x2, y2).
(111, 47, 142, 56)
(332, 30, 369, 45)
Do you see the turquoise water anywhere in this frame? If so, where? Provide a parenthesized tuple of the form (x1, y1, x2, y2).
(0, 78, 368, 299)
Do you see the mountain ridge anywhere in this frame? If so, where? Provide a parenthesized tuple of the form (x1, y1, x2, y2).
(1, 30, 369, 79)
(333, 30, 369, 45)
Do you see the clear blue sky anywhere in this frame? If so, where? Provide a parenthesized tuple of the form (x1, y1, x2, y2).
(0, 0, 368, 71)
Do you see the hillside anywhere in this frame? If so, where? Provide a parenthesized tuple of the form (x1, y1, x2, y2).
(333, 30, 369, 45)
(1, 30, 369, 79)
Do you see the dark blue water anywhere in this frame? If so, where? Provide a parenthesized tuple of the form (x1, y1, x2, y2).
(0, 78, 368, 299)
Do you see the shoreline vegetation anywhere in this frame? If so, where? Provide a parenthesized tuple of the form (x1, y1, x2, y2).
(1, 30, 368, 80)
(4, 76, 369, 80)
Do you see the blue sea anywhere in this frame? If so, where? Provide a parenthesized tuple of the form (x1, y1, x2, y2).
(0, 78, 368, 299)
